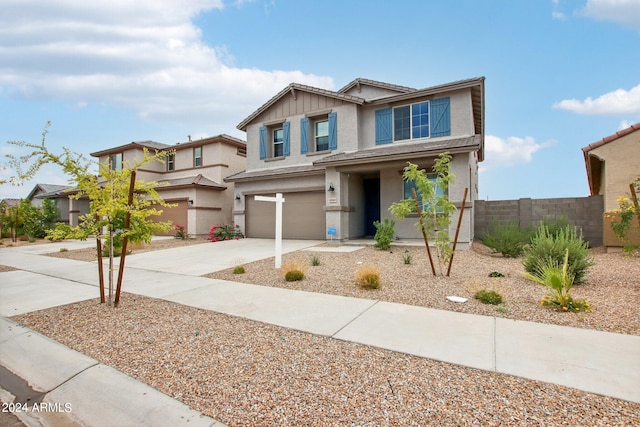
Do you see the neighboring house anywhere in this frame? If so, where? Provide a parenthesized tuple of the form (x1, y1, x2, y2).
(25, 183, 90, 224)
(582, 122, 640, 248)
(90, 135, 246, 236)
(227, 77, 485, 247)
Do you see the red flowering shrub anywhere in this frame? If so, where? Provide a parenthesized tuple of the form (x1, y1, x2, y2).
(208, 224, 243, 242)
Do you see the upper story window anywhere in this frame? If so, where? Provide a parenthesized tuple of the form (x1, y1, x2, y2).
(300, 112, 337, 154)
(259, 121, 290, 160)
(273, 128, 284, 157)
(109, 153, 122, 171)
(314, 119, 329, 152)
(167, 153, 175, 171)
(376, 97, 450, 145)
(193, 146, 202, 167)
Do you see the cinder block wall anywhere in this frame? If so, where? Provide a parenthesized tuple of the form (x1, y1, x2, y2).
(475, 195, 604, 247)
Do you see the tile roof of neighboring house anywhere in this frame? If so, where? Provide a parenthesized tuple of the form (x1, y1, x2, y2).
(337, 78, 417, 94)
(581, 122, 640, 154)
(27, 184, 74, 200)
(237, 83, 366, 131)
(157, 174, 226, 190)
(224, 165, 325, 182)
(314, 135, 482, 167)
(91, 140, 171, 157)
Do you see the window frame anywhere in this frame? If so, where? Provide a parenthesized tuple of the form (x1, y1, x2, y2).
(167, 153, 175, 171)
(403, 173, 445, 214)
(272, 127, 284, 158)
(393, 100, 430, 142)
(314, 118, 329, 152)
(193, 146, 202, 167)
(109, 153, 123, 171)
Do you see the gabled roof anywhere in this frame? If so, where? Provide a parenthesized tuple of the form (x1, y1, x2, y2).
(157, 174, 226, 190)
(91, 140, 170, 157)
(581, 122, 640, 196)
(337, 78, 416, 94)
(237, 83, 366, 131)
(314, 135, 482, 167)
(27, 184, 74, 200)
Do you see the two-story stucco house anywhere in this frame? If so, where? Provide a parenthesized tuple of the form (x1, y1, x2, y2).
(91, 134, 246, 236)
(226, 77, 485, 246)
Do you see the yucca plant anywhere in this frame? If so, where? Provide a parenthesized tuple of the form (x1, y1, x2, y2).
(522, 249, 591, 312)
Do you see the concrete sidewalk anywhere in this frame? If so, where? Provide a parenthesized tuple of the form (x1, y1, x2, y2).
(1, 239, 639, 426)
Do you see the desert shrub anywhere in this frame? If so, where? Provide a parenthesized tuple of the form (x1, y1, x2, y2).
(373, 218, 395, 250)
(355, 265, 381, 289)
(282, 261, 306, 282)
(523, 249, 591, 312)
(474, 290, 504, 305)
(522, 224, 593, 284)
(480, 221, 532, 258)
(310, 255, 321, 266)
(233, 265, 245, 274)
(540, 215, 571, 240)
(402, 251, 412, 265)
(488, 271, 505, 277)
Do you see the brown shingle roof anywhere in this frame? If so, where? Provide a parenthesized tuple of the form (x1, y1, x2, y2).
(313, 136, 482, 167)
(337, 78, 417, 94)
(224, 165, 325, 182)
(91, 140, 171, 157)
(157, 174, 225, 190)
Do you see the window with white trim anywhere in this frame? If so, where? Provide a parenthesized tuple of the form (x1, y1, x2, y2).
(314, 119, 329, 152)
(167, 153, 175, 171)
(194, 147, 202, 167)
(109, 153, 122, 171)
(272, 128, 284, 157)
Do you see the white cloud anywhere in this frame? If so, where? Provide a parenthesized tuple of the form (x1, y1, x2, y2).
(553, 84, 640, 115)
(480, 135, 554, 173)
(579, 0, 640, 30)
(0, 0, 334, 132)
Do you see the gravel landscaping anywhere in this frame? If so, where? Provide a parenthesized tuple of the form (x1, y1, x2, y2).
(3, 238, 640, 426)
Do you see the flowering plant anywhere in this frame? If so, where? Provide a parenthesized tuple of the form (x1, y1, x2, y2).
(208, 224, 243, 242)
(174, 224, 187, 240)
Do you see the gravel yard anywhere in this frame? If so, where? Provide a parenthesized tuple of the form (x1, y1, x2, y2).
(4, 238, 640, 426)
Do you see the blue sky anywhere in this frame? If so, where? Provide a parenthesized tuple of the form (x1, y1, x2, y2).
(1, 0, 639, 201)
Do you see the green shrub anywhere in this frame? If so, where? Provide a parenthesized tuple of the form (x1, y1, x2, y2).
(285, 270, 305, 281)
(310, 255, 321, 266)
(373, 218, 395, 250)
(233, 265, 245, 274)
(522, 224, 593, 284)
(488, 271, 505, 277)
(355, 265, 381, 289)
(474, 290, 504, 305)
(402, 251, 412, 265)
(540, 215, 570, 240)
(480, 221, 532, 258)
(523, 249, 592, 312)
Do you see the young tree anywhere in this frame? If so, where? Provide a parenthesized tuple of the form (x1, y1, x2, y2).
(389, 152, 457, 276)
(3, 122, 174, 306)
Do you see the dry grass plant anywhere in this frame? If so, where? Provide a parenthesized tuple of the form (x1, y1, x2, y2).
(355, 264, 382, 289)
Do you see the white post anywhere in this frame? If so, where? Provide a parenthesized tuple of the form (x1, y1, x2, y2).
(254, 193, 286, 268)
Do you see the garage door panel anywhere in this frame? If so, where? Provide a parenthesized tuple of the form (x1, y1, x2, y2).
(152, 199, 187, 236)
(246, 192, 324, 239)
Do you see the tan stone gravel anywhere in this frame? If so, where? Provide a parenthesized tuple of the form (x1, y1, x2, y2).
(5, 239, 640, 425)
(206, 243, 640, 335)
(11, 295, 640, 427)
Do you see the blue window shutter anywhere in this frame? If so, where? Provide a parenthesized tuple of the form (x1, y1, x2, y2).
(328, 112, 337, 150)
(259, 126, 266, 159)
(283, 121, 290, 156)
(431, 97, 451, 137)
(300, 117, 309, 154)
(375, 108, 392, 144)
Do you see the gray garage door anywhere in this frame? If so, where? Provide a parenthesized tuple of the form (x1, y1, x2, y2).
(246, 191, 325, 239)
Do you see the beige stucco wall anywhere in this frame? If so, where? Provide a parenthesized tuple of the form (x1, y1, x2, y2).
(589, 131, 640, 212)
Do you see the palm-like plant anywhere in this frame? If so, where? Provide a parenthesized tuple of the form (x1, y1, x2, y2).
(522, 249, 591, 312)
